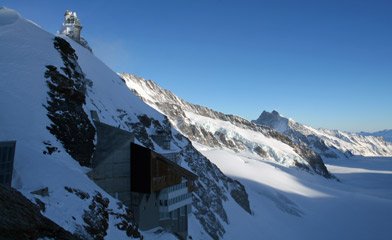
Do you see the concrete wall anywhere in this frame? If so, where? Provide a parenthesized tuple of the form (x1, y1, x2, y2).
(131, 191, 189, 239)
(130, 192, 160, 230)
(160, 205, 189, 239)
(0, 141, 16, 187)
(89, 121, 134, 206)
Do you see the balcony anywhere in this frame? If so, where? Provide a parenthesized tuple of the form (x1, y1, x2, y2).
(159, 181, 188, 200)
(159, 192, 192, 213)
(158, 181, 193, 213)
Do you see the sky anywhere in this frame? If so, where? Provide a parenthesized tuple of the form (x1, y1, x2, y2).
(3, 0, 392, 132)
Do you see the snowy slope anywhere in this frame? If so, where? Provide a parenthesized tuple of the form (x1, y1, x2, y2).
(0, 7, 251, 239)
(122, 74, 331, 178)
(0, 7, 144, 239)
(253, 111, 392, 158)
(360, 129, 392, 143)
(121, 75, 392, 240)
(199, 147, 392, 240)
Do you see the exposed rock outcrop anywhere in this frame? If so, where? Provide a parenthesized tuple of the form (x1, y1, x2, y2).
(45, 37, 95, 167)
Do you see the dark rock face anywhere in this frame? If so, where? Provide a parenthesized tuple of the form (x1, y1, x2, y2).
(292, 144, 332, 178)
(112, 203, 142, 239)
(229, 180, 251, 214)
(79, 192, 142, 240)
(82, 192, 109, 240)
(151, 117, 172, 150)
(129, 121, 155, 150)
(254, 145, 267, 158)
(44, 37, 95, 167)
(64, 186, 90, 200)
(31, 187, 49, 197)
(0, 185, 79, 240)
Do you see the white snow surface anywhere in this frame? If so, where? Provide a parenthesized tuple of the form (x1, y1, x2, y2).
(195, 144, 392, 240)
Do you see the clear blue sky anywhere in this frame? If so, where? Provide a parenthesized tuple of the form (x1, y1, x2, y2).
(4, 0, 392, 132)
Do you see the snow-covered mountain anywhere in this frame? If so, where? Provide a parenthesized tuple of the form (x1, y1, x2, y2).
(121, 74, 332, 178)
(359, 129, 392, 143)
(0, 7, 252, 239)
(2, 6, 392, 240)
(252, 110, 392, 158)
(122, 74, 392, 240)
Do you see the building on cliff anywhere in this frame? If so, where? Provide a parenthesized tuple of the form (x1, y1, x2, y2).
(88, 111, 197, 239)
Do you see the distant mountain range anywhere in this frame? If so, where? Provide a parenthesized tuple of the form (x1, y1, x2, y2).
(252, 110, 392, 158)
(359, 129, 392, 143)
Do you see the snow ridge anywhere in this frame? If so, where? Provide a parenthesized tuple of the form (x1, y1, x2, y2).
(359, 129, 392, 143)
(253, 110, 392, 157)
(121, 74, 331, 178)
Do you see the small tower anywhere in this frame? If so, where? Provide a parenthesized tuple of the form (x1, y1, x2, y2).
(61, 10, 82, 42)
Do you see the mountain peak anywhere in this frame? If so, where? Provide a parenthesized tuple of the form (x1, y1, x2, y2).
(252, 110, 289, 133)
(271, 110, 280, 116)
(253, 110, 392, 157)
